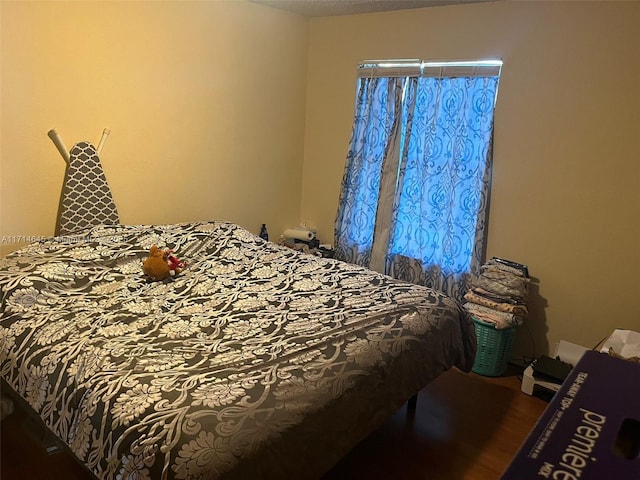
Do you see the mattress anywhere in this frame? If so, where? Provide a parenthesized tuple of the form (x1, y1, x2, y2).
(0, 221, 476, 479)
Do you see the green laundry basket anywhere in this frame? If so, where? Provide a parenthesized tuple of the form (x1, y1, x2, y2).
(471, 317, 516, 377)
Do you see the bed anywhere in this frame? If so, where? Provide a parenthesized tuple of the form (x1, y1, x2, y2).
(0, 221, 476, 479)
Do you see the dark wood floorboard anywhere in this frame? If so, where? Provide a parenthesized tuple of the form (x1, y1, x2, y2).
(324, 367, 547, 479)
(0, 367, 547, 480)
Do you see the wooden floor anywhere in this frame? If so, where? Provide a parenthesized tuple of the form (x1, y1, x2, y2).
(0, 367, 547, 480)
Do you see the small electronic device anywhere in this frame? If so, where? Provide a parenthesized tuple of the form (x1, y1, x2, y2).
(521, 355, 573, 397)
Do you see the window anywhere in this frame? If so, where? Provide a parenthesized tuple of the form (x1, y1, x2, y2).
(335, 60, 502, 300)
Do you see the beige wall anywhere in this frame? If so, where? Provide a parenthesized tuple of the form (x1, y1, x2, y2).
(301, 1, 640, 358)
(0, 0, 308, 254)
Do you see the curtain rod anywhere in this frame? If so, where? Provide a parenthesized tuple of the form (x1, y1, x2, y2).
(357, 58, 503, 78)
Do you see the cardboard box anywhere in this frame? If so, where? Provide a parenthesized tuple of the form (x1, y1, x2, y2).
(502, 350, 640, 479)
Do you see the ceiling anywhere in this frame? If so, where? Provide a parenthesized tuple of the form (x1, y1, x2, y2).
(250, 0, 491, 18)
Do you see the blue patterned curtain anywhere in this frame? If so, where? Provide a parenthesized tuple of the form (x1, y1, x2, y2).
(334, 77, 406, 267)
(387, 76, 499, 300)
(335, 72, 500, 302)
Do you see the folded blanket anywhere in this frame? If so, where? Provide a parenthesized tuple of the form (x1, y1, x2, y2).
(476, 276, 528, 299)
(464, 290, 528, 316)
(484, 258, 529, 278)
(480, 267, 530, 289)
(464, 302, 524, 329)
(471, 287, 526, 305)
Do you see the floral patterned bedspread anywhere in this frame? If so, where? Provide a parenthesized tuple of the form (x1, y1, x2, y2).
(0, 222, 476, 479)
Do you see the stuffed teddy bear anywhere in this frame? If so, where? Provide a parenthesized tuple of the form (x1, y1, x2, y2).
(142, 245, 186, 281)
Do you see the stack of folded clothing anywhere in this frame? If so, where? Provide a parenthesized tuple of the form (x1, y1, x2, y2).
(464, 257, 529, 329)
